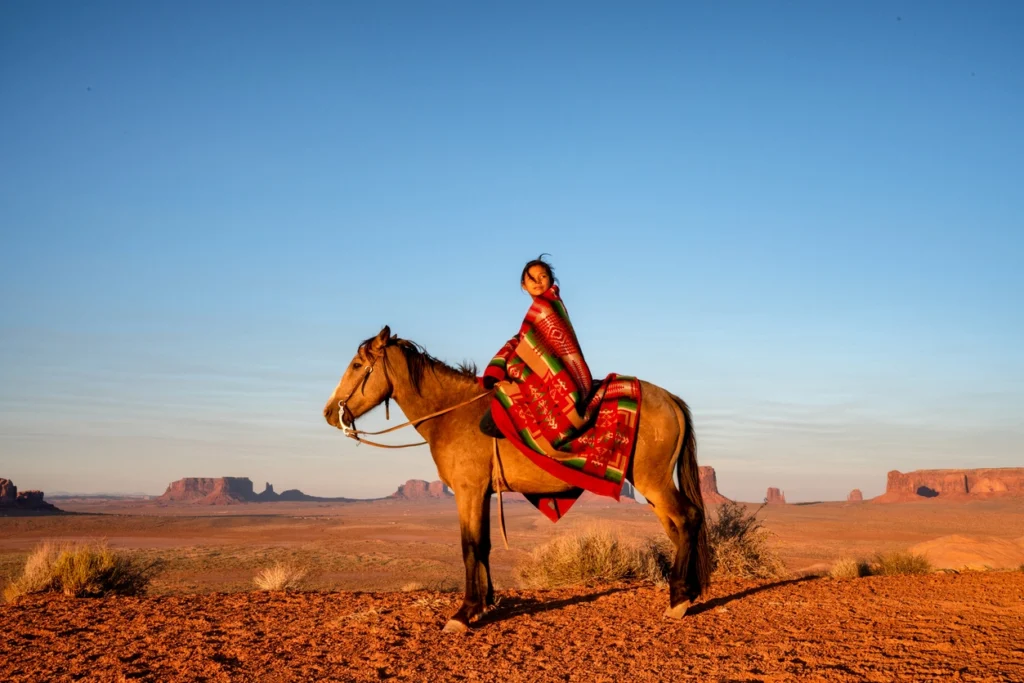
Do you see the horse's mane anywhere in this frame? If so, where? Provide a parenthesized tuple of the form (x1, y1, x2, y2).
(358, 335, 478, 394)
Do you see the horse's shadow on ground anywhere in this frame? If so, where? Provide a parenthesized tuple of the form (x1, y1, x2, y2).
(476, 576, 818, 626)
(685, 575, 817, 616)
(475, 586, 633, 626)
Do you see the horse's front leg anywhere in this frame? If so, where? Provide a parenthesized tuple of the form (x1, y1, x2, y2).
(444, 485, 493, 632)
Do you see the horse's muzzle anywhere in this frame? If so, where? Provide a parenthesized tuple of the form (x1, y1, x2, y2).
(323, 402, 351, 429)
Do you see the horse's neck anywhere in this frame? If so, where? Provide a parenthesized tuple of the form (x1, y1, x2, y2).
(389, 356, 479, 442)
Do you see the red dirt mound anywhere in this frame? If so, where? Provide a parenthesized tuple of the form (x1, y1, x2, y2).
(2, 573, 1021, 681)
(847, 489, 864, 502)
(910, 534, 1024, 570)
(875, 468, 1024, 503)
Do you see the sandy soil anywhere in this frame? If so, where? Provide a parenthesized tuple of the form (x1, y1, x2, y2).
(3, 572, 1022, 682)
(3, 498, 1023, 595)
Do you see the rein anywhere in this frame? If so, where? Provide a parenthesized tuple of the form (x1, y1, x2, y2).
(336, 347, 490, 448)
(338, 391, 489, 448)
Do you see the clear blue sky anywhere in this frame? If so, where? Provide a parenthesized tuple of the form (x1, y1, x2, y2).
(1, 1, 1021, 502)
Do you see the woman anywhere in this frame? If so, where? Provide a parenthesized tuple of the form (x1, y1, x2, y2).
(482, 255, 642, 520)
(482, 255, 594, 451)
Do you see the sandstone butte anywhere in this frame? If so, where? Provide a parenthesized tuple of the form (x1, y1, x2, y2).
(874, 468, 1024, 503)
(158, 477, 355, 505)
(0, 477, 61, 514)
(389, 479, 454, 500)
(847, 489, 864, 502)
(699, 466, 731, 505)
(765, 487, 786, 505)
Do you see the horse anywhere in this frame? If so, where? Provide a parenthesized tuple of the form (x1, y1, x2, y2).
(323, 326, 710, 632)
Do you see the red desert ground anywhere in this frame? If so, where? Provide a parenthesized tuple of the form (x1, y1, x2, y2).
(2, 468, 1023, 681)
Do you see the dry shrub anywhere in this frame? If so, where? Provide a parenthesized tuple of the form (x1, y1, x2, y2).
(829, 557, 871, 579)
(872, 550, 932, 576)
(4, 541, 151, 602)
(709, 502, 787, 580)
(429, 577, 461, 593)
(3, 541, 65, 602)
(253, 562, 307, 591)
(514, 527, 671, 589)
(400, 582, 426, 592)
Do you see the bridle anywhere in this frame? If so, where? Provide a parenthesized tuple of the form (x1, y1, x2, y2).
(336, 350, 390, 432)
(332, 342, 509, 547)
(335, 345, 488, 449)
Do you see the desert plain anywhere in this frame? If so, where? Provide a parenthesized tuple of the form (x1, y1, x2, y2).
(2, 489, 1024, 682)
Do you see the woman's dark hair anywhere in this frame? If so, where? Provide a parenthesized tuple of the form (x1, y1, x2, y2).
(520, 254, 557, 285)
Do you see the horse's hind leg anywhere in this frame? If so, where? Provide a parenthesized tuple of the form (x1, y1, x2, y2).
(636, 480, 703, 618)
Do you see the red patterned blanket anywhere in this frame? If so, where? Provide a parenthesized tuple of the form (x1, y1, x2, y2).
(483, 286, 642, 521)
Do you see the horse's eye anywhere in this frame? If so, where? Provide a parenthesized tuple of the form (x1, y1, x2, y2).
(352, 362, 362, 370)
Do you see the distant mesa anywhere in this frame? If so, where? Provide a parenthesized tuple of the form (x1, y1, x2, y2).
(765, 487, 786, 505)
(847, 489, 864, 503)
(389, 480, 454, 501)
(875, 468, 1024, 503)
(159, 477, 256, 505)
(158, 478, 355, 505)
(699, 466, 731, 505)
(0, 477, 62, 515)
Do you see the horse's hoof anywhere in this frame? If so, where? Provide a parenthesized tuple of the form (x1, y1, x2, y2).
(443, 619, 469, 633)
(663, 601, 690, 620)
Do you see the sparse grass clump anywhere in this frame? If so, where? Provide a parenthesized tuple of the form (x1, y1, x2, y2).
(708, 502, 787, 580)
(3, 541, 151, 603)
(252, 562, 307, 591)
(514, 527, 671, 589)
(400, 582, 426, 592)
(871, 550, 932, 576)
(829, 557, 871, 579)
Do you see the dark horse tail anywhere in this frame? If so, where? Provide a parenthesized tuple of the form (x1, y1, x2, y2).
(671, 393, 712, 596)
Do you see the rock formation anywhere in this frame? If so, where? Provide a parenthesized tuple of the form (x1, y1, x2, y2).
(765, 487, 786, 505)
(159, 477, 256, 504)
(159, 478, 354, 504)
(390, 479, 454, 500)
(255, 482, 278, 502)
(0, 478, 61, 514)
(699, 466, 731, 505)
(847, 489, 864, 502)
(875, 468, 1024, 503)
(0, 477, 15, 505)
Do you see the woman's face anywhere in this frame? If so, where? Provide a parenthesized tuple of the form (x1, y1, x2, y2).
(521, 264, 552, 296)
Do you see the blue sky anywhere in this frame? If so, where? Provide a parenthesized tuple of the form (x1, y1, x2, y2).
(1, 1, 1021, 502)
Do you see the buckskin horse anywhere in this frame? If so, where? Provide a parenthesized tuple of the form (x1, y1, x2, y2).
(323, 326, 710, 632)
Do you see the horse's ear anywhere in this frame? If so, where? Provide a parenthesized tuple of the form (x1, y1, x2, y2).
(371, 325, 391, 351)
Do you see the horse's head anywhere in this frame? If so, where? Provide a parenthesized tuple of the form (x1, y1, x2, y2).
(323, 325, 394, 430)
